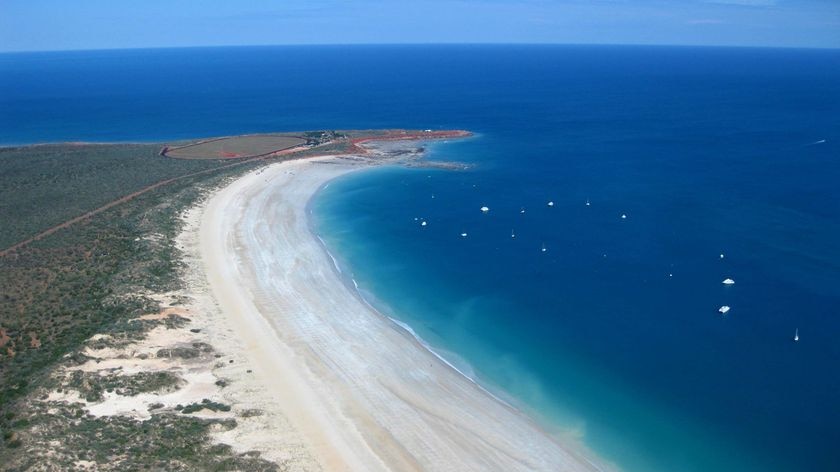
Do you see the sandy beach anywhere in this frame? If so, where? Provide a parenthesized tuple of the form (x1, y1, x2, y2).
(190, 154, 609, 471)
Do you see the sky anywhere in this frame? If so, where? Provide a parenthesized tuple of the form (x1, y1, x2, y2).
(0, 0, 838, 52)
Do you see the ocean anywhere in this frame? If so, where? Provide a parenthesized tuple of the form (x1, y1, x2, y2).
(2, 45, 839, 471)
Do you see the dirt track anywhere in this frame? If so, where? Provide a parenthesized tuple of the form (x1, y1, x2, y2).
(0, 145, 307, 258)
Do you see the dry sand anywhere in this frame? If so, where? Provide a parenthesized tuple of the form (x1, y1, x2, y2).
(189, 154, 611, 471)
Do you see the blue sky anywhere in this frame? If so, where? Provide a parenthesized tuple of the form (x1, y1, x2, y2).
(1, 0, 838, 52)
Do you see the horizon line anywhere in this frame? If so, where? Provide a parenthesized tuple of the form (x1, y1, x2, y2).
(2, 41, 839, 55)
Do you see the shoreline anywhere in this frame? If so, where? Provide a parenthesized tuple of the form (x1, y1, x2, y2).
(309, 217, 522, 418)
(189, 153, 611, 471)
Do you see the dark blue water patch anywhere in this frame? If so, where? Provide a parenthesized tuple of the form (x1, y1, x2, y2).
(3, 45, 840, 472)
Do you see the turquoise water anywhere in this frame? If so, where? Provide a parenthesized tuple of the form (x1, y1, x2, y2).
(3, 45, 839, 471)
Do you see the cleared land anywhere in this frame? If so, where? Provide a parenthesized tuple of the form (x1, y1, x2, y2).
(164, 135, 307, 159)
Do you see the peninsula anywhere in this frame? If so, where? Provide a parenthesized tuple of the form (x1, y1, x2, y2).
(0, 130, 607, 471)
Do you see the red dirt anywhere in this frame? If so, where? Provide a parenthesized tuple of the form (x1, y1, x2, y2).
(348, 129, 471, 153)
(163, 135, 307, 160)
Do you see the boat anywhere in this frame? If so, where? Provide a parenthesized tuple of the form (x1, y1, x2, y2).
(541, 243, 547, 253)
(460, 232, 468, 238)
(794, 328, 799, 342)
(585, 198, 590, 206)
(722, 278, 735, 285)
(480, 206, 490, 213)
(547, 201, 554, 207)
(718, 305, 730, 314)
(511, 229, 516, 239)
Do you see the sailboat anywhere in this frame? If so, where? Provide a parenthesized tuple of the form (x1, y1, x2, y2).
(511, 229, 516, 239)
(794, 328, 799, 342)
(541, 243, 547, 253)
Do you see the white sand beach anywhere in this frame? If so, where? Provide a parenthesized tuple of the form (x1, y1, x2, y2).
(191, 154, 609, 471)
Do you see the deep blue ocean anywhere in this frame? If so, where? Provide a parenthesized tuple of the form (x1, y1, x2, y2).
(2, 45, 839, 471)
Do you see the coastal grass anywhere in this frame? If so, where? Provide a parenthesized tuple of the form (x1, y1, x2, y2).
(0, 142, 266, 465)
(7, 403, 278, 471)
(0, 143, 228, 250)
(59, 370, 184, 403)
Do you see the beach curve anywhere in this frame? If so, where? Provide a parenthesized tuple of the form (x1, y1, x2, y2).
(193, 154, 610, 471)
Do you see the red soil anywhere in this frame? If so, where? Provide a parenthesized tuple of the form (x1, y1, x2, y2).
(348, 129, 471, 153)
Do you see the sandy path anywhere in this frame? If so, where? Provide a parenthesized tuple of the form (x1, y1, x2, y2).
(197, 156, 608, 471)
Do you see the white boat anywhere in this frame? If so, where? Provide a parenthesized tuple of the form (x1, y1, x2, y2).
(547, 201, 554, 207)
(621, 214, 627, 219)
(520, 207, 526, 214)
(585, 199, 590, 206)
(511, 230, 516, 239)
(480, 206, 490, 213)
(718, 305, 730, 314)
(541, 243, 547, 253)
(794, 328, 799, 342)
(460, 232, 468, 238)
(722, 278, 735, 285)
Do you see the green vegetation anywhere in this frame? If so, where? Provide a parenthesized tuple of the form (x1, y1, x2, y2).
(0, 143, 227, 249)
(157, 342, 215, 360)
(0, 168, 243, 414)
(4, 404, 278, 471)
(0, 140, 267, 466)
(180, 399, 232, 415)
(59, 370, 183, 402)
